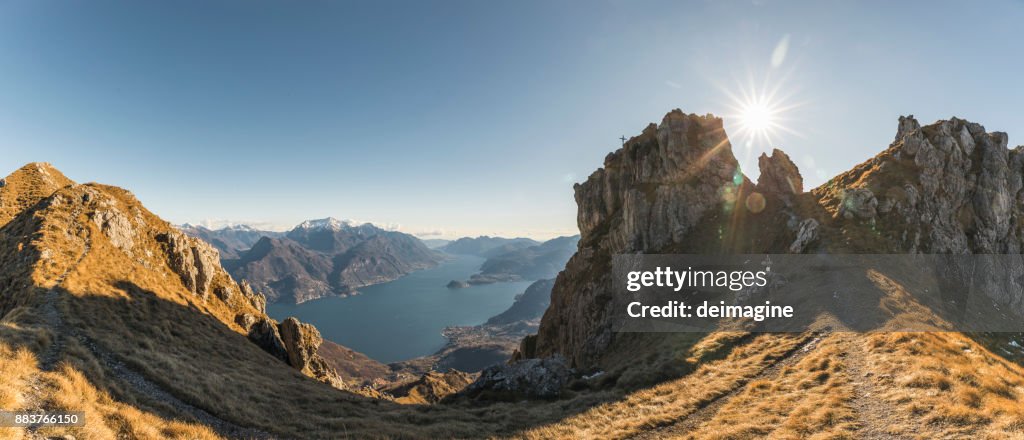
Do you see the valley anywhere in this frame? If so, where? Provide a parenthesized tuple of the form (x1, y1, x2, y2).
(265, 254, 533, 364)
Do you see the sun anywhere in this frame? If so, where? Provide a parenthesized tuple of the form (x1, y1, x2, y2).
(740, 100, 775, 133)
(720, 73, 803, 150)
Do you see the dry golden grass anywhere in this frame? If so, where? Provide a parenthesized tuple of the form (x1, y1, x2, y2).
(35, 364, 223, 440)
(0, 343, 37, 440)
(0, 321, 223, 440)
(867, 331, 1024, 438)
(675, 335, 858, 440)
(515, 333, 809, 439)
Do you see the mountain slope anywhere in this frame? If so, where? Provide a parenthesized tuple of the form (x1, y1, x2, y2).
(0, 164, 514, 439)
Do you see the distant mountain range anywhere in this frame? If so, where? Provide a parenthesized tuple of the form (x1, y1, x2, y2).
(419, 238, 451, 249)
(182, 218, 442, 304)
(178, 223, 284, 259)
(444, 235, 579, 286)
(440, 236, 540, 258)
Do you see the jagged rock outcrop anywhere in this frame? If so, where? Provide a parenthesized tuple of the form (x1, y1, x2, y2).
(836, 115, 1023, 254)
(527, 110, 746, 368)
(90, 206, 137, 252)
(278, 317, 345, 389)
(757, 148, 803, 198)
(462, 356, 574, 400)
(242, 315, 289, 362)
(515, 109, 1024, 377)
(815, 115, 1024, 317)
(575, 111, 741, 251)
(157, 230, 220, 299)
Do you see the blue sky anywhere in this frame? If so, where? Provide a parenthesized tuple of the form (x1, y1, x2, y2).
(1, 0, 1021, 239)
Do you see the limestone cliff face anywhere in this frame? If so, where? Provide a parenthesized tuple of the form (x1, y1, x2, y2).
(522, 109, 1024, 370)
(528, 110, 747, 367)
(816, 116, 1024, 254)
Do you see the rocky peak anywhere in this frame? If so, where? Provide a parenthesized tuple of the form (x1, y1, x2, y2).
(294, 217, 362, 232)
(756, 148, 803, 197)
(519, 109, 1024, 379)
(820, 115, 1021, 254)
(526, 109, 747, 369)
(0, 162, 75, 226)
(575, 109, 741, 253)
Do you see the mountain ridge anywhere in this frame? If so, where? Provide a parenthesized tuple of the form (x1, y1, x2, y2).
(222, 220, 442, 304)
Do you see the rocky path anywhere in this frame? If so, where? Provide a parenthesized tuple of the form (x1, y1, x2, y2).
(21, 215, 274, 439)
(629, 333, 822, 440)
(837, 332, 918, 440)
(628, 330, 928, 440)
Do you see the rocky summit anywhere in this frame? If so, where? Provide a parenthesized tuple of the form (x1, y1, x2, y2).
(514, 108, 1024, 381)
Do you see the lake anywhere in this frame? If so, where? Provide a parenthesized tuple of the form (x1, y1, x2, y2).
(266, 254, 534, 363)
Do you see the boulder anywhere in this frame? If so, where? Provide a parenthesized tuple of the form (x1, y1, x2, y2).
(838, 188, 877, 220)
(278, 317, 346, 389)
(789, 218, 819, 253)
(389, 370, 475, 404)
(463, 355, 574, 400)
(245, 316, 288, 362)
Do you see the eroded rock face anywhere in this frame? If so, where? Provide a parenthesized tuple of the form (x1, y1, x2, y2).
(531, 110, 743, 368)
(277, 317, 345, 389)
(827, 116, 1024, 317)
(838, 188, 878, 220)
(241, 315, 289, 362)
(842, 115, 1022, 254)
(91, 208, 136, 252)
(463, 356, 574, 400)
(156, 230, 219, 299)
(757, 148, 803, 198)
(278, 317, 321, 371)
(521, 110, 1024, 377)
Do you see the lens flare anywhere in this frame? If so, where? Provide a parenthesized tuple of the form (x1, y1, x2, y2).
(740, 101, 774, 133)
(719, 72, 805, 152)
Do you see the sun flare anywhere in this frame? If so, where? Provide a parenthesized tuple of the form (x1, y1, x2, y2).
(721, 74, 803, 150)
(740, 101, 775, 133)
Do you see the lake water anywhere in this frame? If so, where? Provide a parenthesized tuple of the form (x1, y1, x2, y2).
(266, 254, 533, 363)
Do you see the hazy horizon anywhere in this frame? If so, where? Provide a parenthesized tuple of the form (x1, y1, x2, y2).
(2, 0, 1021, 239)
